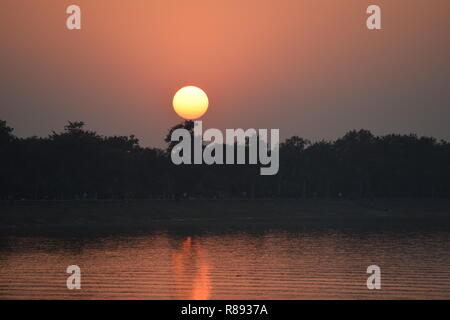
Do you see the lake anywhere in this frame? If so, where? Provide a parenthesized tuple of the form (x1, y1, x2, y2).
(1, 220, 450, 299)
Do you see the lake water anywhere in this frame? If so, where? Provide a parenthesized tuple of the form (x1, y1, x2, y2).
(1, 221, 450, 299)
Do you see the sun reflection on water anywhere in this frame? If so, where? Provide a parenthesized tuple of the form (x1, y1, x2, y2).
(172, 237, 211, 300)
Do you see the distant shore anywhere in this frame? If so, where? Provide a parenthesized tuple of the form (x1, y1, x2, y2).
(1, 199, 450, 235)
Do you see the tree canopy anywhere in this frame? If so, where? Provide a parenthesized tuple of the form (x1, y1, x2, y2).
(1, 119, 449, 200)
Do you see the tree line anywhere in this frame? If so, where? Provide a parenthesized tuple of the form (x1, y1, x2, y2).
(1, 119, 449, 200)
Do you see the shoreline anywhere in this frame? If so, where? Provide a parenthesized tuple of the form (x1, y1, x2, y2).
(1, 199, 450, 235)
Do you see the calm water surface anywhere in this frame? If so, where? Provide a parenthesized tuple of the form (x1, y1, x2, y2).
(1, 222, 450, 299)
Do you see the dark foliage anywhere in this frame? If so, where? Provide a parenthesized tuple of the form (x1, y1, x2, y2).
(1, 119, 449, 200)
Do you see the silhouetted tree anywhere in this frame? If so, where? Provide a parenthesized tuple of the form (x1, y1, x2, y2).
(1, 118, 450, 200)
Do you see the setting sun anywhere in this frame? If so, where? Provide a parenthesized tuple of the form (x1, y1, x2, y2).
(173, 86, 209, 120)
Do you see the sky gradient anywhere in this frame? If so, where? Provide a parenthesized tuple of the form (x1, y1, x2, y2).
(1, 0, 449, 147)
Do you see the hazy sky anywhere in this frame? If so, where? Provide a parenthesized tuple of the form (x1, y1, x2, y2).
(1, 0, 449, 147)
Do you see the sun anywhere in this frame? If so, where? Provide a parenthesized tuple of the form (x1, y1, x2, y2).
(173, 86, 209, 120)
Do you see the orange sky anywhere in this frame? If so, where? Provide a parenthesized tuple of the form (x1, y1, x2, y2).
(1, 0, 449, 147)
